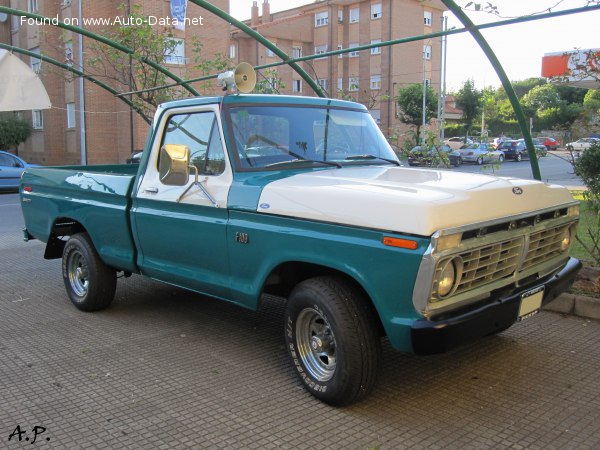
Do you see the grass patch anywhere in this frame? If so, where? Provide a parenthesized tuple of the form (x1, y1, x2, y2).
(570, 199, 599, 265)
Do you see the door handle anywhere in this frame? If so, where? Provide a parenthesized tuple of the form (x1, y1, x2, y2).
(144, 187, 158, 194)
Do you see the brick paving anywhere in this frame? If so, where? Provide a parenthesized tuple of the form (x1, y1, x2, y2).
(1, 221, 599, 449)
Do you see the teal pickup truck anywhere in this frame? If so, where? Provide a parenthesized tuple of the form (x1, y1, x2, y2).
(20, 94, 581, 406)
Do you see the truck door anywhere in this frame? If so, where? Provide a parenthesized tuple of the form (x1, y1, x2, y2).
(132, 105, 232, 299)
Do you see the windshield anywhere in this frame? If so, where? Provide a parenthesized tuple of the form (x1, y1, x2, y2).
(227, 105, 397, 170)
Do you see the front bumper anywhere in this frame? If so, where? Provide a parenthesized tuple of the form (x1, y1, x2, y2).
(410, 257, 582, 355)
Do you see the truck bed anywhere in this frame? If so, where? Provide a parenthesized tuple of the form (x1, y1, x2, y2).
(20, 164, 139, 273)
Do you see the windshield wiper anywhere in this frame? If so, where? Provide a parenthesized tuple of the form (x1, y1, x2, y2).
(265, 159, 342, 169)
(344, 154, 400, 166)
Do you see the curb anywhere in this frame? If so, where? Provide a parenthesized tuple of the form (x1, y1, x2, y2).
(544, 293, 600, 320)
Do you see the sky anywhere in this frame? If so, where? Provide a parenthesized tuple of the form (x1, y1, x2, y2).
(227, 0, 600, 92)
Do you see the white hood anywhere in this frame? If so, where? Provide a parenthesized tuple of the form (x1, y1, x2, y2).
(257, 167, 575, 236)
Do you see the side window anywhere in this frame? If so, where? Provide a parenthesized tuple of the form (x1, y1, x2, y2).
(0, 154, 12, 167)
(160, 111, 225, 177)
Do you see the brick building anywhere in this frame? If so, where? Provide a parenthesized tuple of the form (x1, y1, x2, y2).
(231, 0, 446, 136)
(0, 0, 229, 165)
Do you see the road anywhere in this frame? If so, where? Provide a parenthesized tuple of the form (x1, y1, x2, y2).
(1, 184, 599, 448)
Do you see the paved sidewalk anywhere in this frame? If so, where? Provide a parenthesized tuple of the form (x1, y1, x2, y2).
(1, 229, 599, 449)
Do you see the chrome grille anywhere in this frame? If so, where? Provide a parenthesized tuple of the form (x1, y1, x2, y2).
(521, 224, 570, 270)
(455, 238, 523, 293)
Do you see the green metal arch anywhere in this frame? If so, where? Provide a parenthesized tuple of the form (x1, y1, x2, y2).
(0, 6, 199, 97)
(0, 43, 151, 124)
(441, 0, 542, 180)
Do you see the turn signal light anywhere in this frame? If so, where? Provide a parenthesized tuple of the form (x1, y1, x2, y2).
(382, 237, 418, 250)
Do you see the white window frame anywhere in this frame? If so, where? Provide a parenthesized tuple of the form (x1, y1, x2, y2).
(338, 10, 343, 23)
(315, 11, 329, 27)
(349, 77, 359, 92)
(371, 3, 382, 20)
(64, 42, 73, 66)
(349, 43, 359, 58)
(424, 11, 433, 26)
(318, 78, 329, 91)
(370, 39, 381, 55)
(292, 46, 303, 59)
(337, 78, 343, 92)
(266, 43, 277, 58)
(292, 79, 302, 93)
(370, 75, 381, 90)
(349, 8, 359, 23)
(423, 44, 432, 60)
(370, 109, 381, 124)
(28, 0, 39, 13)
(32, 110, 43, 129)
(164, 38, 186, 65)
(66, 103, 76, 129)
(337, 44, 343, 59)
(30, 47, 41, 73)
(314, 44, 328, 60)
(229, 44, 236, 59)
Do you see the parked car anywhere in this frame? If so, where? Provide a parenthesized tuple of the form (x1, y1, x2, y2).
(0, 150, 40, 191)
(444, 136, 474, 150)
(537, 136, 560, 150)
(407, 144, 462, 167)
(529, 139, 548, 157)
(458, 143, 504, 164)
(126, 151, 143, 164)
(566, 138, 600, 151)
(498, 140, 529, 161)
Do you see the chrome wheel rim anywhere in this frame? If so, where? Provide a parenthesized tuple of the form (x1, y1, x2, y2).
(67, 250, 89, 297)
(296, 308, 336, 382)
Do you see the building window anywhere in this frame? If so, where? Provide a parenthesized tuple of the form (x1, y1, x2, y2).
(425, 79, 431, 88)
(338, 10, 343, 23)
(349, 77, 359, 92)
(370, 39, 381, 55)
(292, 80, 302, 93)
(349, 43, 359, 58)
(11, 14, 20, 32)
(64, 42, 73, 66)
(229, 44, 236, 59)
(370, 75, 381, 90)
(164, 38, 186, 64)
(318, 78, 329, 91)
(266, 43, 277, 58)
(370, 110, 381, 124)
(337, 44, 343, 59)
(371, 3, 382, 20)
(424, 11, 432, 26)
(30, 47, 41, 73)
(315, 11, 329, 27)
(315, 44, 328, 60)
(66, 103, 76, 129)
(267, 77, 278, 91)
(349, 8, 359, 23)
(337, 78, 343, 92)
(292, 46, 302, 59)
(28, 0, 39, 13)
(32, 110, 43, 129)
(423, 44, 432, 60)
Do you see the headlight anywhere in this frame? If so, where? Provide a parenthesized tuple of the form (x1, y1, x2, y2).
(435, 257, 463, 298)
(560, 227, 572, 252)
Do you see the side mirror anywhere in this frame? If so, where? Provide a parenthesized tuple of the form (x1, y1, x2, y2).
(158, 144, 190, 186)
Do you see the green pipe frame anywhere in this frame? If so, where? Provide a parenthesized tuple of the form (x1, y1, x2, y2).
(0, 6, 199, 97)
(0, 43, 151, 124)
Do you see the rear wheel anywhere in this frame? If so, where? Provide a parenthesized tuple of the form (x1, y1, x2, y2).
(516, 153, 522, 162)
(285, 276, 381, 406)
(62, 233, 116, 311)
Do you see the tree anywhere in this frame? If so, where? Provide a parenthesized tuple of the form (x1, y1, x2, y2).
(455, 80, 481, 138)
(0, 114, 32, 155)
(583, 89, 600, 113)
(395, 83, 437, 146)
(253, 69, 286, 94)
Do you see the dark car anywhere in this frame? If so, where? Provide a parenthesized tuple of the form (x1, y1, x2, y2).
(407, 145, 462, 167)
(498, 140, 529, 161)
(0, 150, 40, 191)
(538, 136, 559, 150)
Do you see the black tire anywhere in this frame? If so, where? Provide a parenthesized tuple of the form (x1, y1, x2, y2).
(498, 154, 504, 163)
(516, 153, 522, 162)
(477, 157, 483, 165)
(62, 233, 117, 311)
(453, 157, 462, 167)
(285, 276, 381, 406)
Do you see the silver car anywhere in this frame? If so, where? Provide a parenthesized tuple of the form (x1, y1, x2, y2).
(0, 150, 40, 191)
(458, 143, 504, 165)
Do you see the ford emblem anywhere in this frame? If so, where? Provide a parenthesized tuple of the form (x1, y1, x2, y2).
(512, 187, 523, 195)
(259, 203, 270, 209)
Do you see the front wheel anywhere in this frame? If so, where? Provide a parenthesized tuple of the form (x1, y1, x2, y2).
(477, 157, 483, 165)
(516, 153, 522, 162)
(285, 276, 381, 406)
(498, 154, 504, 163)
(62, 233, 116, 311)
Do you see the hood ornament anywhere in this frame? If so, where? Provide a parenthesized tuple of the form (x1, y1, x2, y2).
(512, 187, 523, 195)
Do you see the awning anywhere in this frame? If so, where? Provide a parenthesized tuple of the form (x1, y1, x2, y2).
(0, 49, 51, 111)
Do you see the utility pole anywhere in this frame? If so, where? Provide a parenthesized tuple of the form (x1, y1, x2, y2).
(440, 16, 448, 144)
(437, 15, 444, 142)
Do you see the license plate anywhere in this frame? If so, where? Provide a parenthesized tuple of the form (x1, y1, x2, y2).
(518, 286, 544, 321)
